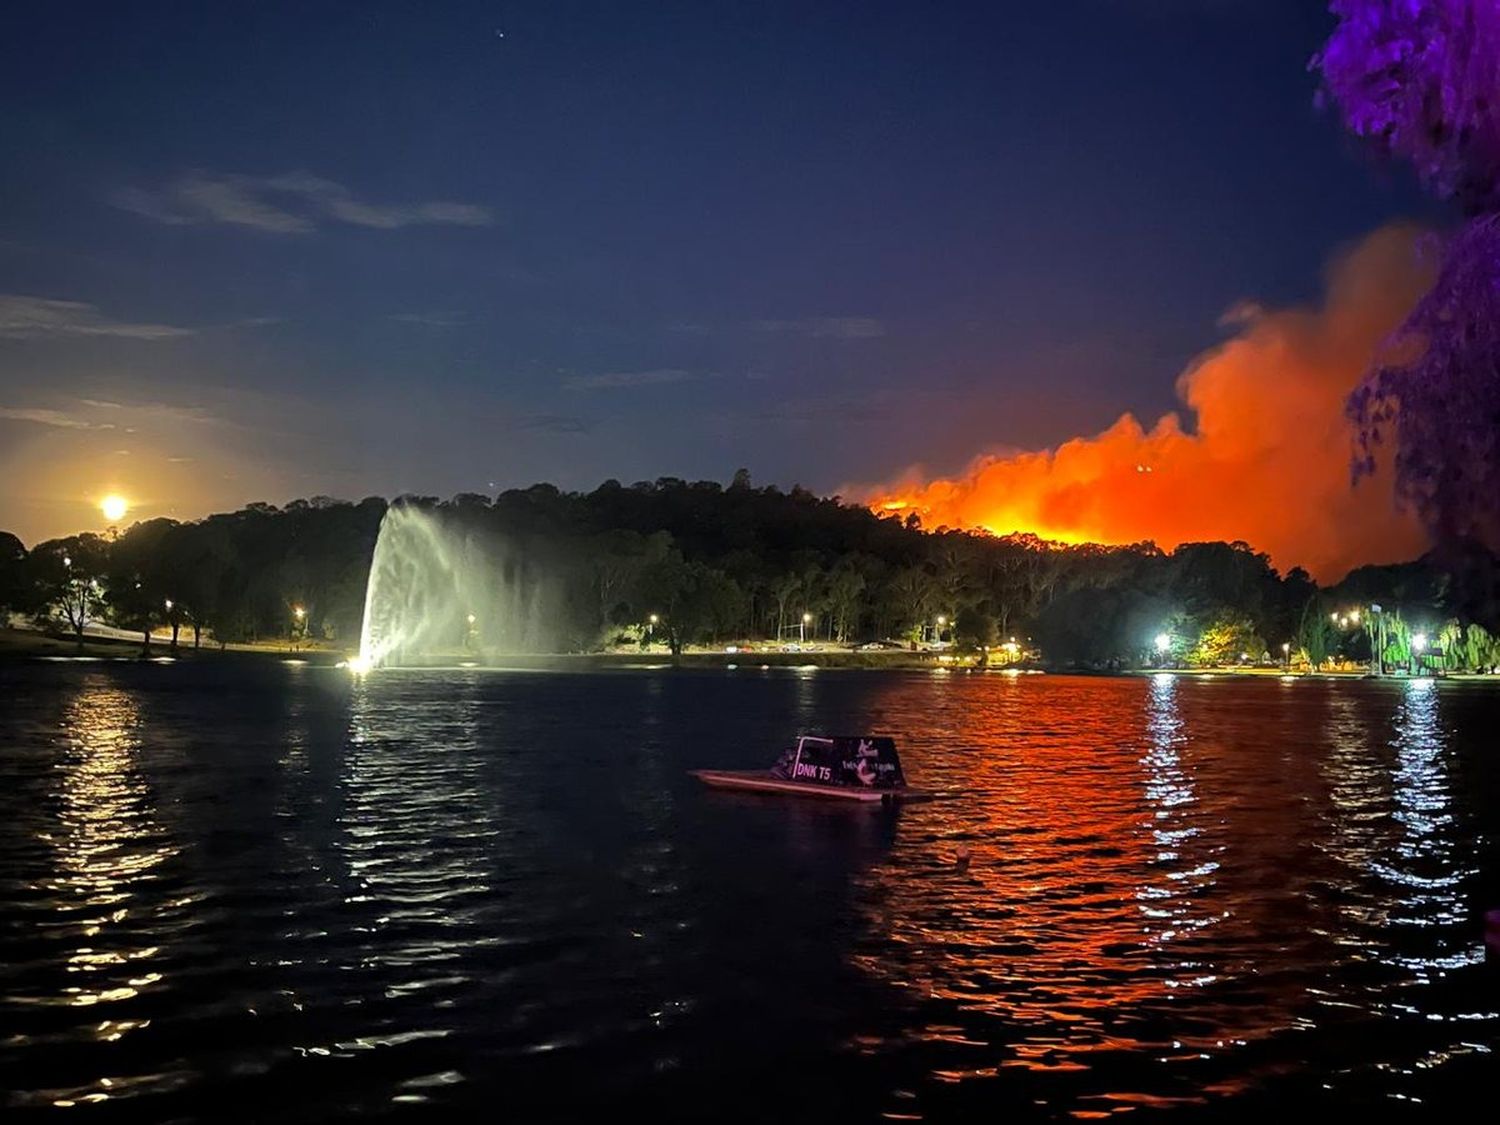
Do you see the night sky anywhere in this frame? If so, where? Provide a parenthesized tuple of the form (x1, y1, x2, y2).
(0, 1, 1436, 544)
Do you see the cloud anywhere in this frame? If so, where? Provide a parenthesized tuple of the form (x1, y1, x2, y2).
(390, 310, 469, 328)
(0, 406, 113, 430)
(517, 413, 591, 434)
(757, 397, 891, 425)
(861, 224, 1434, 581)
(754, 316, 886, 339)
(0, 295, 194, 340)
(115, 171, 494, 233)
(563, 368, 696, 391)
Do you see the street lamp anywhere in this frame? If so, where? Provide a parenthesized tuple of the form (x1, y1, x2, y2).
(647, 613, 658, 643)
(801, 611, 812, 644)
(164, 598, 174, 611)
(1282, 641, 1290, 668)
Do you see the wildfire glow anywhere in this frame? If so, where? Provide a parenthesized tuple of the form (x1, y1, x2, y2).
(100, 494, 129, 523)
(863, 225, 1434, 581)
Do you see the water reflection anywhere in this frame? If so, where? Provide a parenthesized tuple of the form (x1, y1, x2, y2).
(1378, 680, 1476, 973)
(15, 677, 181, 1108)
(844, 674, 1500, 1118)
(1, 666, 1497, 1121)
(1136, 672, 1220, 965)
(45, 683, 174, 1011)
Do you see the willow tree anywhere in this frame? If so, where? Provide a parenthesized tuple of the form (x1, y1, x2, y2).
(1316, 2, 1500, 613)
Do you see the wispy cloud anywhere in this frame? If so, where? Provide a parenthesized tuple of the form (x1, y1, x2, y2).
(517, 413, 591, 434)
(115, 170, 493, 233)
(390, 310, 469, 328)
(0, 396, 226, 435)
(0, 295, 194, 340)
(563, 368, 696, 391)
(755, 397, 890, 425)
(754, 316, 885, 339)
(0, 406, 114, 430)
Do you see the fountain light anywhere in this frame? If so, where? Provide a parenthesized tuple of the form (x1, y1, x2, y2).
(345, 655, 373, 675)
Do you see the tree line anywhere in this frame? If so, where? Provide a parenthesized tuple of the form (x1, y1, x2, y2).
(1, 473, 1494, 669)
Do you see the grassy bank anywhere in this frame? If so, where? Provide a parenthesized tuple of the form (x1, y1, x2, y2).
(0, 627, 346, 665)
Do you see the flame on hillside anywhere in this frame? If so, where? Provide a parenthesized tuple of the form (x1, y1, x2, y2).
(865, 225, 1434, 581)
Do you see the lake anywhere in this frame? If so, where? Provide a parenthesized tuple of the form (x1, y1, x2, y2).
(1, 662, 1497, 1121)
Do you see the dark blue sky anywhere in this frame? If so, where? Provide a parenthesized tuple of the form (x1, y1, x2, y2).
(0, 1, 1435, 541)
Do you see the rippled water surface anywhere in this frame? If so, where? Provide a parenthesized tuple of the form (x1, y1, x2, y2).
(2, 662, 1497, 1121)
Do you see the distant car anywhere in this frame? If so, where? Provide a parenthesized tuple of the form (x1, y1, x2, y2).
(856, 640, 905, 651)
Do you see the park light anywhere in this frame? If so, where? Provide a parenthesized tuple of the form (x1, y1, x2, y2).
(164, 598, 174, 611)
(63, 555, 72, 568)
(1331, 611, 1340, 623)
(293, 605, 306, 619)
(1349, 608, 1361, 623)
(1414, 633, 1428, 653)
(803, 612, 813, 624)
(1154, 633, 1170, 653)
(100, 494, 128, 523)
(1282, 642, 1290, 653)
(466, 613, 475, 625)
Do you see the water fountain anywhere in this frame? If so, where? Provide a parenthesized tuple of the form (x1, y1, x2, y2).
(355, 504, 559, 668)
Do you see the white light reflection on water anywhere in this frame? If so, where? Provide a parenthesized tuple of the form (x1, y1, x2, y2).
(45, 683, 175, 1010)
(17, 679, 182, 1109)
(1376, 679, 1479, 974)
(1137, 671, 1221, 961)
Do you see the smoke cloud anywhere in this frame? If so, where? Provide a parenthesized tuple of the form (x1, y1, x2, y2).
(864, 224, 1434, 581)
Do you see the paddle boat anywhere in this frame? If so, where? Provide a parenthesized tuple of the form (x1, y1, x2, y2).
(692, 735, 934, 804)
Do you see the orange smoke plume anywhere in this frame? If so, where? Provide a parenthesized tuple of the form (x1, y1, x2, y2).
(866, 225, 1434, 581)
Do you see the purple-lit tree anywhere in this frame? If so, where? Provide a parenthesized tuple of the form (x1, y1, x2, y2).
(1316, 1, 1500, 571)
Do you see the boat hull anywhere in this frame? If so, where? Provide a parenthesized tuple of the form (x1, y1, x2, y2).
(690, 769, 931, 803)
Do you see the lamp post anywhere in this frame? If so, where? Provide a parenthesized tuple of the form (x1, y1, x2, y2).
(801, 612, 812, 645)
(647, 613, 659, 647)
(1154, 632, 1171, 668)
(935, 614, 947, 646)
(1282, 640, 1290, 669)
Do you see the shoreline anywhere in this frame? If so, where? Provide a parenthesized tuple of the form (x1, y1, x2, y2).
(5, 629, 1498, 681)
